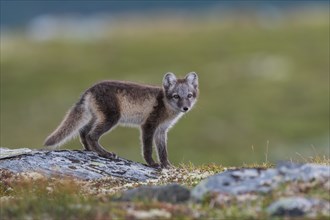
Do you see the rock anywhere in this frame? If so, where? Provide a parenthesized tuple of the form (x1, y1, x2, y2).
(191, 168, 277, 200)
(127, 208, 172, 219)
(119, 184, 190, 203)
(0, 148, 33, 159)
(267, 197, 330, 217)
(277, 161, 330, 182)
(191, 163, 330, 201)
(0, 148, 158, 181)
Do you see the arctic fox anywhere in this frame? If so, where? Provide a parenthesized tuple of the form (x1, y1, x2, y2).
(44, 72, 198, 168)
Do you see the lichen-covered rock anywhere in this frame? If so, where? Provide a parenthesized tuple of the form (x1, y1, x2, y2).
(119, 184, 191, 203)
(191, 162, 330, 201)
(0, 148, 158, 181)
(267, 197, 330, 217)
(277, 162, 330, 182)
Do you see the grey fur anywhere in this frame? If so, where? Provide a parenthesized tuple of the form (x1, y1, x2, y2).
(44, 72, 199, 168)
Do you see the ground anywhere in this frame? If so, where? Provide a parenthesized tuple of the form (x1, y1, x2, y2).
(1, 159, 329, 219)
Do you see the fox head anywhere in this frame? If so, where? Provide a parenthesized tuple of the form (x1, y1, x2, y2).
(163, 72, 199, 113)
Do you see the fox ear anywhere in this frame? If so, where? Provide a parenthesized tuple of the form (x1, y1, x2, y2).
(163, 72, 177, 89)
(185, 72, 198, 88)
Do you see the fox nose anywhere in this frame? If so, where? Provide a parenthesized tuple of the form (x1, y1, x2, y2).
(183, 107, 189, 112)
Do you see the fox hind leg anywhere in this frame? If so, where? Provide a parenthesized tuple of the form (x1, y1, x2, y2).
(83, 92, 121, 159)
(86, 119, 119, 158)
(79, 118, 94, 151)
(86, 100, 120, 158)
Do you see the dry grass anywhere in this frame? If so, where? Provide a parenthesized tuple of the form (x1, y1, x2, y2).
(1, 158, 329, 219)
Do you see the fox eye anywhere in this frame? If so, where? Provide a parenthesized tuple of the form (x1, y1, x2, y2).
(187, 93, 193, 98)
(172, 94, 180, 99)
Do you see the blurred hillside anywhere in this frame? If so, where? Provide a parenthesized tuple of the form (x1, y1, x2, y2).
(1, 6, 329, 166)
(2, 1, 325, 28)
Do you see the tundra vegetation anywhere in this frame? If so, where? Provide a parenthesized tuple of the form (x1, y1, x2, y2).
(1, 7, 328, 166)
(0, 155, 329, 219)
(1, 6, 329, 220)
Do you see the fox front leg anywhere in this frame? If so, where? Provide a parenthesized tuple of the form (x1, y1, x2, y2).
(154, 128, 172, 168)
(141, 124, 160, 168)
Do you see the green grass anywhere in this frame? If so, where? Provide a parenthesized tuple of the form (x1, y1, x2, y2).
(1, 9, 329, 166)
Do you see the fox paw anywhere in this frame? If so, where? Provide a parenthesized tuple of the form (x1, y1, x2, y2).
(161, 162, 174, 169)
(100, 152, 118, 159)
(148, 162, 161, 169)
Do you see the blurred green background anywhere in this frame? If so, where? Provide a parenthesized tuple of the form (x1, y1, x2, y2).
(1, 2, 329, 166)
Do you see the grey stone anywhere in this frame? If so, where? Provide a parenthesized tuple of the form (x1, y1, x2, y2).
(0, 148, 158, 181)
(0, 148, 33, 159)
(191, 168, 277, 200)
(191, 163, 330, 201)
(119, 184, 190, 203)
(267, 197, 330, 217)
(277, 162, 330, 182)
